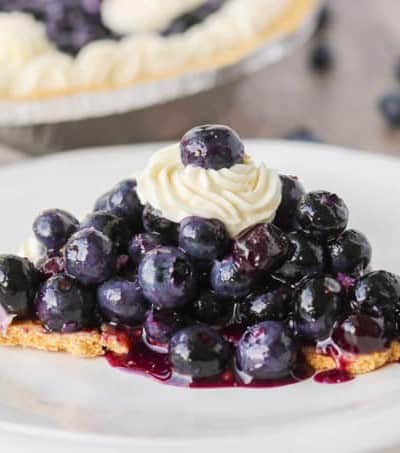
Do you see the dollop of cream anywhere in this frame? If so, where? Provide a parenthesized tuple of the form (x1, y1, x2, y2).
(101, 0, 205, 34)
(136, 145, 282, 237)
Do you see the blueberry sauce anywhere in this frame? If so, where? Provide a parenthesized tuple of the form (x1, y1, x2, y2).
(106, 325, 313, 388)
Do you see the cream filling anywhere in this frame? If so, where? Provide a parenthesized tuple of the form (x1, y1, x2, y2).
(136, 144, 282, 237)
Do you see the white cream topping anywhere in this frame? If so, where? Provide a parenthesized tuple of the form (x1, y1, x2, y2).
(136, 144, 282, 237)
(0, 0, 293, 98)
(101, 0, 205, 34)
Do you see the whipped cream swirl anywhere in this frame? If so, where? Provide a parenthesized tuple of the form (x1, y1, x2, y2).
(136, 145, 282, 237)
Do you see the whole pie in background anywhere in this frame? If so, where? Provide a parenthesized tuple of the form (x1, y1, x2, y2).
(0, 0, 318, 100)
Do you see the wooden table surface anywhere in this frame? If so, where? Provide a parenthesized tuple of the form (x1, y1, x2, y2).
(1, 0, 400, 159)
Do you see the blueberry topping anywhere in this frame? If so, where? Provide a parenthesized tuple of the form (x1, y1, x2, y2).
(37, 254, 65, 277)
(179, 216, 230, 261)
(327, 229, 372, 276)
(144, 308, 187, 346)
(36, 274, 96, 333)
(274, 175, 306, 231)
(297, 191, 349, 240)
(80, 211, 131, 252)
(236, 321, 297, 380)
(294, 276, 343, 342)
(0, 255, 38, 319)
(379, 93, 400, 127)
(237, 286, 292, 325)
(64, 228, 116, 285)
(128, 233, 163, 265)
(190, 290, 233, 325)
(273, 232, 325, 283)
(169, 325, 231, 379)
(332, 314, 389, 354)
(97, 277, 148, 326)
(233, 223, 289, 273)
(210, 257, 256, 300)
(142, 204, 179, 245)
(138, 247, 197, 309)
(285, 128, 321, 143)
(352, 271, 400, 319)
(180, 125, 245, 170)
(33, 209, 79, 252)
(310, 44, 334, 72)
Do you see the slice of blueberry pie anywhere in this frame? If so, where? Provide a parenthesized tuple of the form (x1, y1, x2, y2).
(0, 0, 317, 99)
(3, 124, 400, 388)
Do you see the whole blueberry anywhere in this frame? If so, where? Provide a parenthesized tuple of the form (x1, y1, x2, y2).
(33, 209, 78, 252)
(236, 321, 297, 380)
(353, 271, 400, 319)
(379, 93, 400, 127)
(295, 276, 342, 342)
(233, 223, 289, 273)
(144, 308, 187, 346)
(327, 229, 372, 276)
(142, 204, 179, 245)
(80, 211, 131, 252)
(94, 179, 142, 229)
(64, 228, 116, 285)
(169, 325, 231, 379)
(179, 216, 230, 261)
(97, 277, 148, 326)
(128, 233, 163, 265)
(273, 232, 325, 283)
(190, 290, 233, 325)
(332, 314, 389, 355)
(297, 191, 349, 241)
(285, 128, 320, 143)
(274, 175, 306, 231)
(0, 255, 38, 319)
(180, 125, 245, 170)
(138, 247, 197, 309)
(210, 257, 256, 300)
(237, 286, 292, 325)
(36, 274, 96, 333)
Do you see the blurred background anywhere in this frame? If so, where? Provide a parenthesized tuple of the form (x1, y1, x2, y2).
(1, 0, 400, 161)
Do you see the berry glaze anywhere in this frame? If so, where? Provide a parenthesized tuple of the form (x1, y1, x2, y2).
(106, 324, 313, 389)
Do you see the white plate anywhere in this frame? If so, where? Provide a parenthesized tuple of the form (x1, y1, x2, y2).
(0, 141, 399, 453)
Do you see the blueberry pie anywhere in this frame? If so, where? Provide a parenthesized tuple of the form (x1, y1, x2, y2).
(0, 0, 317, 99)
(3, 124, 400, 388)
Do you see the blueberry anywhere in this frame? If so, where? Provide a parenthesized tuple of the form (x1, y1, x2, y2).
(233, 223, 289, 273)
(236, 321, 297, 380)
(237, 286, 292, 325)
(190, 290, 233, 325)
(210, 257, 256, 300)
(0, 255, 38, 319)
(352, 271, 400, 319)
(128, 233, 163, 265)
(144, 308, 187, 346)
(33, 209, 79, 252)
(379, 93, 400, 127)
(64, 228, 116, 285)
(297, 191, 349, 241)
(36, 274, 96, 333)
(285, 129, 320, 143)
(142, 204, 179, 245)
(180, 125, 245, 170)
(273, 232, 325, 283)
(274, 175, 306, 231)
(310, 44, 334, 72)
(294, 276, 342, 342)
(97, 277, 148, 326)
(327, 229, 372, 276)
(94, 179, 142, 229)
(333, 314, 389, 354)
(179, 216, 230, 261)
(138, 246, 197, 309)
(169, 325, 231, 379)
(80, 211, 131, 252)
